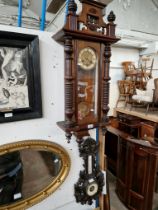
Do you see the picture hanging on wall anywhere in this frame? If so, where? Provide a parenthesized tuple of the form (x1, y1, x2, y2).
(0, 31, 42, 123)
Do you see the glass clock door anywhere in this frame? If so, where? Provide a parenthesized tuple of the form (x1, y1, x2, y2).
(77, 43, 99, 125)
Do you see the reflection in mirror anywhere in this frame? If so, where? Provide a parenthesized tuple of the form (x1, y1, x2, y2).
(0, 140, 70, 210)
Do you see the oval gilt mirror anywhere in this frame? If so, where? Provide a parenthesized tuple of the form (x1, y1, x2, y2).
(0, 140, 70, 210)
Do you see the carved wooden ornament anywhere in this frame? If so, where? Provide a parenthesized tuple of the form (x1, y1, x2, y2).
(74, 137, 104, 205)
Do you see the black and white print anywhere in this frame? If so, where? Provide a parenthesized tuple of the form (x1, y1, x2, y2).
(0, 47, 29, 110)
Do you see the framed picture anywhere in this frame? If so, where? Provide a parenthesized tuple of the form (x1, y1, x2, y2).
(0, 31, 42, 123)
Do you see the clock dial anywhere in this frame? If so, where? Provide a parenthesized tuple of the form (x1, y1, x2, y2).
(78, 47, 97, 70)
(86, 181, 99, 196)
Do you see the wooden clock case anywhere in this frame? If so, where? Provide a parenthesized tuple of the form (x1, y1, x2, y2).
(53, 0, 120, 141)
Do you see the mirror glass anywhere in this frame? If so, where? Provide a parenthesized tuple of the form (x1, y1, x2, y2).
(0, 140, 70, 210)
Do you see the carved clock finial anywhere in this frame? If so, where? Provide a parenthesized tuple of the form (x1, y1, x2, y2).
(64, 0, 78, 30)
(68, 0, 77, 15)
(106, 10, 116, 37)
(107, 10, 116, 22)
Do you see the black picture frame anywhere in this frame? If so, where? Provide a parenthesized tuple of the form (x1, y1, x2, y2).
(0, 31, 42, 123)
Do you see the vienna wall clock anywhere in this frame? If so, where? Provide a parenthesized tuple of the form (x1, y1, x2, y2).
(53, 0, 119, 141)
(53, 0, 119, 208)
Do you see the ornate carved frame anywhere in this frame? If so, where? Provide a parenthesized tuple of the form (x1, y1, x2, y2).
(0, 140, 71, 210)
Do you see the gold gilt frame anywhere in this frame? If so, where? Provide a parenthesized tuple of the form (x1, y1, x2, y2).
(0, 140, 71, 210)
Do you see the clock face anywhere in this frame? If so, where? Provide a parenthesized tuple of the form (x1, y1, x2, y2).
(78, 47, 97, 70)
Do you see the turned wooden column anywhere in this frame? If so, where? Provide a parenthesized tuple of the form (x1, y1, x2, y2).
(102, 44, 111, 124)
(65, 0, 77, 30)
(106, 11, 116, 37)
(64, 37, 75, 127)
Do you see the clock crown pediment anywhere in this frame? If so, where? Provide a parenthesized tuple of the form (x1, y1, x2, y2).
(53, 0, 120, 43)
(62, 0, 118, 40)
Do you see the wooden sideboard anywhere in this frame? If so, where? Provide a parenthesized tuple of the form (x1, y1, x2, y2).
(105, 110, 158, 210)
(116, 137, 158, 210)
(105, 116, 158, 174)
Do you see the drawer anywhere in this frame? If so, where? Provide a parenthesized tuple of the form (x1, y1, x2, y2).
(140, 123, 155, 141)
(117, 113, 141, 125)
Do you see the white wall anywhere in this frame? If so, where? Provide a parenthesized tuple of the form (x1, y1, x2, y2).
(0, 25, 95, 210)
(106, 0, 158, 36)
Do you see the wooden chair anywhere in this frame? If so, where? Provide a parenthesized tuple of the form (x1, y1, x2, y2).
(131, 78, 157, 114)
(122, 61, 137, 81)
(138, 56, 154, 81)
(122, 61, 147, 90)
(116, 80, 135, 108)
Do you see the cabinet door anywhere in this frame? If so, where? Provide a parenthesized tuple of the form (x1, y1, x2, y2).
(116, 137, 128, 203)
(141, 124, 155, 140)
(127, 145, 156, 210)
(105, 131, 118, 174)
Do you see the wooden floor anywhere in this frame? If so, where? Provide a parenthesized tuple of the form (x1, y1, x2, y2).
(114, 107, 158, 123)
